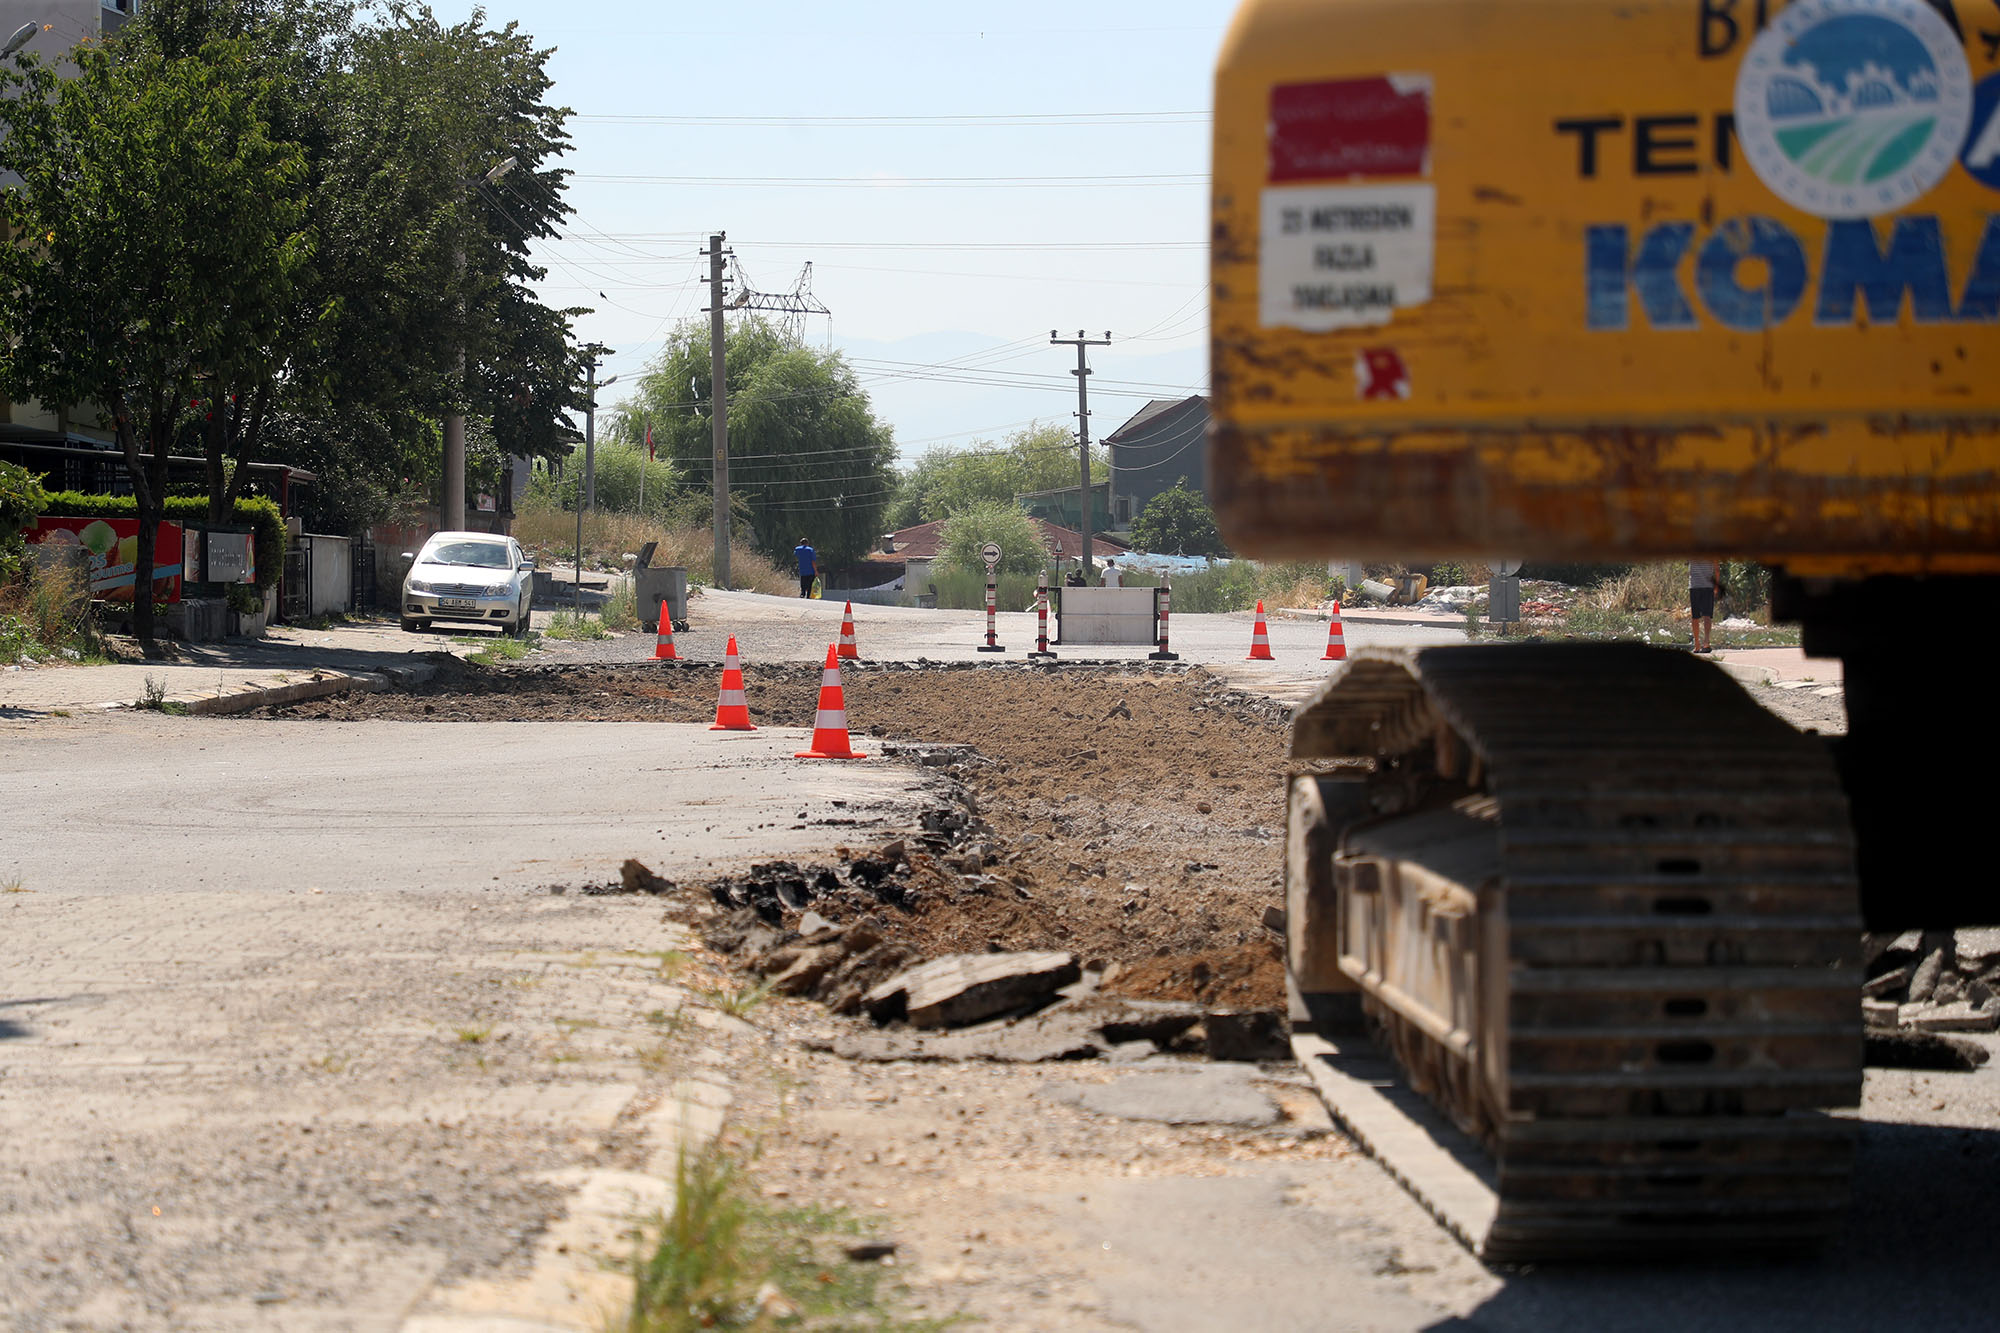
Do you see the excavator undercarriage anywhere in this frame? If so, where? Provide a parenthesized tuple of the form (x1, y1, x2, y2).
(1285, 644, 1863, 1261)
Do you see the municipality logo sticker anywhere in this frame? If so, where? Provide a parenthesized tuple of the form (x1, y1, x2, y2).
(1735, 0, 1972, 219)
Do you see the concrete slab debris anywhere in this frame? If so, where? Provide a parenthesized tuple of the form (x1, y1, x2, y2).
(1041, 1070, 1283, 1128)
(1899, 1001, 2000, 1034)
(865, 950, 1080, 1028)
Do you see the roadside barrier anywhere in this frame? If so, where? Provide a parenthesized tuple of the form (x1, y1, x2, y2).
(1247, 600, 1275, 661)
(796, 645, 867, 759)
(1322, 601, 1347, 661)
(710, 636, 757, 731)
(1149, 581, 1180, 661)
(838, 602, 862, 660)
(1029, 574, 1057, 660)
(978, 575, 1005, 653)
(653, 615, 680, 661)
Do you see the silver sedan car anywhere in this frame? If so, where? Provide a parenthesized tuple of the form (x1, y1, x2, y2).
(400, 532, 535, 636)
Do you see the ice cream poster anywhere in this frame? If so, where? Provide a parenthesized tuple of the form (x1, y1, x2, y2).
(26, 517, 185, 602)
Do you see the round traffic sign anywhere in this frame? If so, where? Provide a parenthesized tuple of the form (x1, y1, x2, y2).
(981, 542, 1002, 568)
(1493, 558, 1523, 577)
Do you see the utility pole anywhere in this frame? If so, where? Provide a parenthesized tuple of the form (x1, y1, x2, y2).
(1051, 330, 1111, 580)
(705, 233, 733, 589)
(581, 344, 615, 512)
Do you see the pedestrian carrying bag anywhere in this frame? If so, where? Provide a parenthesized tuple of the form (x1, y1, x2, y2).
(811, 576, 823, 600)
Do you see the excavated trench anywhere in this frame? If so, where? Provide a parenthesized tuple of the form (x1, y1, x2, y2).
(246, 658, 1297, 1009)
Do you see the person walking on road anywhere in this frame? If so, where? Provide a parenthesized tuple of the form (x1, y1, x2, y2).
(794, 537, 817, 599)
(1688, 558, 1722, 654)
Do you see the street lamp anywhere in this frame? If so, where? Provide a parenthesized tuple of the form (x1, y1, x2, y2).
(441, 155, 521, 534)
(3, 22, 43, 58)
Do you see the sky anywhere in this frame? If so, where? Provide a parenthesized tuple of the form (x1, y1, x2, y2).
(424, 0, 1235, 460)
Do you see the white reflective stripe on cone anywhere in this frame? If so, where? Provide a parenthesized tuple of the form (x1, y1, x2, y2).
(719, 690, 748, 706)
(814, 710, 847, 730)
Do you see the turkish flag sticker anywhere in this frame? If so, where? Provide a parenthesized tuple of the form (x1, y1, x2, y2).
(1269, 75, 1431, 182)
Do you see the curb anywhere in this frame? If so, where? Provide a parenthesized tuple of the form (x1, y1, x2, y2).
(173, 662, 438, 716)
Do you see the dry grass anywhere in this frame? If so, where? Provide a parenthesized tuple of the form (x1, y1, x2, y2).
(511, 506, 791, 595)
(1582, 563, 1691, 614)
(0, 559, 101, 660)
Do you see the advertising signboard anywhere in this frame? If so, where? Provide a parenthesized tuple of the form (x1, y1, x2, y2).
(26, 517, 185, 602)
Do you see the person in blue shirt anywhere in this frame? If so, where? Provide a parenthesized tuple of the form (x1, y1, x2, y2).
(795, 537, 817, 598)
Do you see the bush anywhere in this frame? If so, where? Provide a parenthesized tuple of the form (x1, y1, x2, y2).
(930, 566, 1047, 613)
(523, 442, 680, 520)
(937, 500, 1046, 576)
(37, 491, 286, 590)
(0, 559, 100, 661)
(1130, 482, 1226, 557)
(1149, 559, 1340, 614)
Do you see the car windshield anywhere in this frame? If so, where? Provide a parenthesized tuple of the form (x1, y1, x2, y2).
(423, 540, 512, 569)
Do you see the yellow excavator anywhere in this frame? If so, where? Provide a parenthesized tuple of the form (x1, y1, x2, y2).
(1212, 0, 2000, 1259)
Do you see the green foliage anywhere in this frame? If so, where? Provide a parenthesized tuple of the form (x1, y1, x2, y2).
(0, 462, 49, 580)
(612, 318, 898, 569)
(601, 580, 640, 631)
(1428, 561, 1470, 588)
(0, 560, 101, 662)
(0, 26, 310, 636)
(543, 610, 608, 641)
(623, 1142, 946, 1333)
(38, 493, 286, 590)
(1129, 481, 1225, 557)
(928, 566, 1045, 613)
(937, 501, 1046, 577)
(1162, 561, 1260, 613)
(889, 422, 1105, 529)
(523, 441, 681, 520)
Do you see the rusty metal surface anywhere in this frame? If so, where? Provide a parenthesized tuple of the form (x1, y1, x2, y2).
(1290, 643, 1864, 1259)
(1211, 0, 2000, 574)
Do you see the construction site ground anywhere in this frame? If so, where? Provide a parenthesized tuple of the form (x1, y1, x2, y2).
(9, 592, 1989, 1332)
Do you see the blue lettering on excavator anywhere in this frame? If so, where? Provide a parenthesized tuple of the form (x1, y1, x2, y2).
(1587, 215, 2000, 329)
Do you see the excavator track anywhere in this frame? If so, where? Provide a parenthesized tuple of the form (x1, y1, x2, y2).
(1285, 645, 1862, 1262)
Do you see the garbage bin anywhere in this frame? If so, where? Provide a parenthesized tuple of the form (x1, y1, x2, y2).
(634, 565, 689, 632)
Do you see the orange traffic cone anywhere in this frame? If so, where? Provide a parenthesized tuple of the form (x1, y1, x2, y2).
(1246, 600, 1275, 660)
(837, 601, 861, 660)
(796, 645, 867, 760)
(653, 614, 680, 661)
(1321, 601, 1347, 661)
(710, 636, 757, 731)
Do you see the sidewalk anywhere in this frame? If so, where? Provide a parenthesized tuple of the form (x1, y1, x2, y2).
(0, 617, 474, 718)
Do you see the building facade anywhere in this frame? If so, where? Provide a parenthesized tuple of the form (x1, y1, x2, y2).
(1103, 395, 1209, 528)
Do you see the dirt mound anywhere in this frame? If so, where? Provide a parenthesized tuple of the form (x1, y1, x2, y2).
(1102, 940, 1286, 1010)
(255, 660, 1297, 996)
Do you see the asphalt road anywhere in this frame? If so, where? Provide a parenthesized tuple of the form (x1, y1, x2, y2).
(0, 714, 939, 894)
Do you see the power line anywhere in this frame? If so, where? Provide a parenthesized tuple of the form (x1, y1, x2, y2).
(573, 110, 1209, 127)
(573, 172, 1204, 189)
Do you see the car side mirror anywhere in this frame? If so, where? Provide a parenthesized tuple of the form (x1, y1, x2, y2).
(399, 552, 415, 564)
(518, 560, 535, 571)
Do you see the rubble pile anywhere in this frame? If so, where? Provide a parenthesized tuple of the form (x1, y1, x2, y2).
(1862, 928, 2000, 1037)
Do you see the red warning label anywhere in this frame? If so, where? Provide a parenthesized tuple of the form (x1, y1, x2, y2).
(1268, 75, 1432, 183)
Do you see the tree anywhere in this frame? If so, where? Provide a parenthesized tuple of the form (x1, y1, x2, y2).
(128, 0, 587, 532)
(523, 441, 679, 518)
(888, 422, 1106, 529)
(1130, 481, 1227, 557)
(0, 35, 311, 640)
(612, 318, 898, 568)
(937, 501, 1045, 577)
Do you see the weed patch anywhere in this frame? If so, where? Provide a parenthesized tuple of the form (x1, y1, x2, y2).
(621, 1142, 950, 1333)
(545, 611, 610, 642)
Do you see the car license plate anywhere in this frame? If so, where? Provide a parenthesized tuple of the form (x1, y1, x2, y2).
(439, 598, 478, 611)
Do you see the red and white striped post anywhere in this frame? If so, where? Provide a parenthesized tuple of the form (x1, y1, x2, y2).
(977, 545, 1005, 652)
(1149, 578, 1180, 661)
(1029, 572, 1056, 659)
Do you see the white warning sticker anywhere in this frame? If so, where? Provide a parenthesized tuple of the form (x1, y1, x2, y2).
(1259, 184, 1435, 331)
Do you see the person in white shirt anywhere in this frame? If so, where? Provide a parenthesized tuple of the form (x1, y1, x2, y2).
(1100, 559, 1122, 588)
